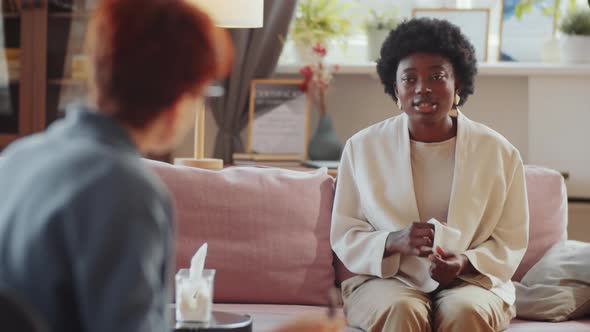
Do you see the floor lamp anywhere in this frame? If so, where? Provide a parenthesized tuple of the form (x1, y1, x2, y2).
(174, 0, 264, 170)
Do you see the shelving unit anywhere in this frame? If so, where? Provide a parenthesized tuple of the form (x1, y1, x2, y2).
(1, 1, 91, 149)
(48, 12, 92, 19)
(276, 62, 590, 77)
(47, 78, 86, 85)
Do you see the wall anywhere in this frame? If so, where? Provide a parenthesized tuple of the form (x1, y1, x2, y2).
(569, 203, 590, 242)
(175, 74, 529, 164)
(528, 77, 590, 197)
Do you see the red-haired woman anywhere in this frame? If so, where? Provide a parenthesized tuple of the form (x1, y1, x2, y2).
(0, 1, 231, 332)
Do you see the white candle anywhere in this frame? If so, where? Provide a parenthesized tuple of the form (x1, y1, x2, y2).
(175, 269, 215, 322)
(176, 279, 212, 322)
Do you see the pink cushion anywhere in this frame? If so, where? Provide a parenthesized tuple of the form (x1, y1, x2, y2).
(506, 319, 590, 331)
(211, 304, 590, 332)
(512, 165, 568, 281)
(147, 161, 336, 305)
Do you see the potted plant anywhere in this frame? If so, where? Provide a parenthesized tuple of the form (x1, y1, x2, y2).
(364, 8, 400, 61)
(288, 0, 353, 161)
(299, 43, 343, 161)
(558, 7, 590, 62)
(289, 0, 352, 63)
(515, 0, 590, 62)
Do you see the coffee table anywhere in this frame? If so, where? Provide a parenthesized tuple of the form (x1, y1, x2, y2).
(172, 310, 252, 332)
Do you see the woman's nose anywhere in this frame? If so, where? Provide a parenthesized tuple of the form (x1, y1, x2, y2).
(415, 81, 432, 95)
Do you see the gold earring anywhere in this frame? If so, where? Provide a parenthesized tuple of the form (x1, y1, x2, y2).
(454, 94, 461, 106)
(396, 99, 402, 110)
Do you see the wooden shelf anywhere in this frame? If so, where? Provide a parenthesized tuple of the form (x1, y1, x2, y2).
(47, 79, 86, 85)
(48, 12, 92, 19)
(0, 79, 20, 85)
(0, 133, 19, 148)
(276, 62, 590, 77)
(1, 13, 20, 18)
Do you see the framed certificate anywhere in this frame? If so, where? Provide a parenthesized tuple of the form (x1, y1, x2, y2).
(247, 79, 311, 157)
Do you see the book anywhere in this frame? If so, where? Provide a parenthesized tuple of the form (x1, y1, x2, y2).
(233, 152, 304, 162)
(233, 160, 302, 167)
(301, 160, 339, 169)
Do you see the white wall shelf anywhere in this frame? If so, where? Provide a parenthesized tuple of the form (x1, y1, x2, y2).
(276, 62, 590, 77)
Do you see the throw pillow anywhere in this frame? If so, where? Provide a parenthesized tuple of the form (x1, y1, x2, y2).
(515, 240, 590, 321)
(513, 165, 568, 281)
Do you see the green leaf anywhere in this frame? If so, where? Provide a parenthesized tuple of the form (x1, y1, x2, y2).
(290, 0, 355, 49)
(559, 8, 590, 35)
(515, 4, 524, 19)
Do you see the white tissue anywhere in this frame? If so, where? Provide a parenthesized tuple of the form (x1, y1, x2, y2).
(426, 218, 462, 254)
(397, 220, 464, 293)
(190, 243, 207, 279)
(176, 243, 212, 322)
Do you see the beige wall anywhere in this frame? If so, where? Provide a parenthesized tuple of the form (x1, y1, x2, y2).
(174, 75, 530, 161)
(569, 203, 590, 243)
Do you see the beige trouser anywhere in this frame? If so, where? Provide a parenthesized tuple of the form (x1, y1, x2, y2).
(342, 276, 515, 332)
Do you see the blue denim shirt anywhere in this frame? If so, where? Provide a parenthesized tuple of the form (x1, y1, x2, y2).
(0, 105, 174, 332)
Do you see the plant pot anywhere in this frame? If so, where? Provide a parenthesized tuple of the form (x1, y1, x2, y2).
(295, 40, 329, 64)
(366, 28, 390, 62)
(541, 37, 560, 62)
(295, 41, 312, 64)
(308, 113, 342, 161)
(559, 35, 590, 63)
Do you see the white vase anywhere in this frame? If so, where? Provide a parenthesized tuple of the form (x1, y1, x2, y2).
(295, 41, 312, 64)
(541, 37, 560, 63)
(559, 35, 590, 63)
(294, 40, 329, 64)
(366, 28, 390, 62)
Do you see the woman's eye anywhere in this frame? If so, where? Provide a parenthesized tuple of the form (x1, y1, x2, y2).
(432, 73, 445, 80)
(402, 76, 416, 83)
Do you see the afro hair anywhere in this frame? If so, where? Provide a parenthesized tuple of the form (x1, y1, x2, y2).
(376, 17, 477, 107)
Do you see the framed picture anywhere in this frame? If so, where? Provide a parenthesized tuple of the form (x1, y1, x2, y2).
(498, 0, 556, 61)
(247, 79, 311, 157)
(413, 8, 490, 62)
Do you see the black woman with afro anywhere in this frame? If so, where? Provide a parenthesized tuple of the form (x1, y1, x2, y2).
(330, 18, 528, 332)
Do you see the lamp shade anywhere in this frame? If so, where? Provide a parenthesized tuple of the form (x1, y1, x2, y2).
(191, 0, 264, 28)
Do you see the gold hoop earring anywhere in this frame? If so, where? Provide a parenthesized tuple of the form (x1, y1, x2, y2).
(454, 94, 461, 106)
(396, 99, 402, 110)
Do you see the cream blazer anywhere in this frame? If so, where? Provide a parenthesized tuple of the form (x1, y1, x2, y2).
(330, 111, 529, 305)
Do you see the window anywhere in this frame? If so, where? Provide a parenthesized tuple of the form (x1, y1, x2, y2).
(278, 0, 588, 66)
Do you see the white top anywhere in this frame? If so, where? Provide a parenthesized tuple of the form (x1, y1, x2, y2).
(411, 137, 456, 223)
(330, 111, 529, 305)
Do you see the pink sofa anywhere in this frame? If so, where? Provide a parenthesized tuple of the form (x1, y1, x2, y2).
(147, 160, 590, 332)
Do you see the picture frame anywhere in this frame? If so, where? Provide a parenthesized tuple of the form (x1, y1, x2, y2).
(498, 0, 556, 61)
(412, 8, 491, 62)
(247, 79, 311, 157)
